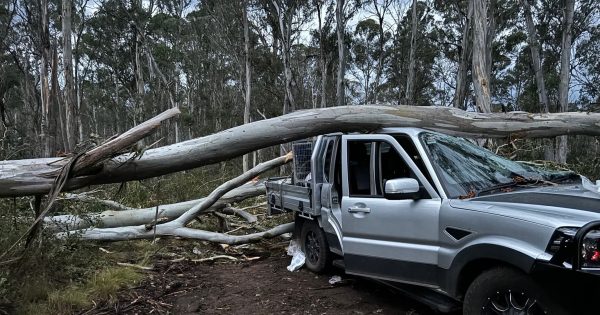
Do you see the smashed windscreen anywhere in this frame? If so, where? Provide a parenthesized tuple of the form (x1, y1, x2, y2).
(419, 132, 575, 198)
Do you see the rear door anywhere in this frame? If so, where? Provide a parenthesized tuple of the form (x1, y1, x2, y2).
(340, 134, 442, 286)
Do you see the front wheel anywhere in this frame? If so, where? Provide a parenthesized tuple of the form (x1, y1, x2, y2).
(300, 220, 331, 273)
(463, 267, 568, 315)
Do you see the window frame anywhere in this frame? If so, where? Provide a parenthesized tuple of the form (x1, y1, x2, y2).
(342, 134, 440, 200)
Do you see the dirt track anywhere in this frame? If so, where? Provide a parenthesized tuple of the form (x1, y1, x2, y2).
(97, 252, 444, 315)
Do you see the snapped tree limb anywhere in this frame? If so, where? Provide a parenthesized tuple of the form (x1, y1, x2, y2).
(56, 154, 293, 244)
(45, 183, 266, 231)
(2, 105, 600, 197)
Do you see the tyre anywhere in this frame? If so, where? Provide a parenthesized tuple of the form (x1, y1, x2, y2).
(300, 220, 331, 273)
(463, 267, 568, 315)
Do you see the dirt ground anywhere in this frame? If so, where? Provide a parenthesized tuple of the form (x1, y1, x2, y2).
(86, 246, 447, 315)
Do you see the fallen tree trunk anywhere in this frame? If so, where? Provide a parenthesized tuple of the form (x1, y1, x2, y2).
(45, 182, 266, 231)
(57, 154, 293, 243)
(3, 105, 600, 197)
(59, 222, 294, 244)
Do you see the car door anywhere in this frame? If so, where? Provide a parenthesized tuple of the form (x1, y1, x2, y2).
(340, 134, 442, 287)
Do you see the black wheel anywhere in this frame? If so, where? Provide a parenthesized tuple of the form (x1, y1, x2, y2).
(300, 220, 331, 273)
(463, 267, 568, 315)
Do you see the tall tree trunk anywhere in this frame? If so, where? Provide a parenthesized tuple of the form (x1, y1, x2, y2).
(521, 0, 553, 160)
(62, 0, 76, 151)
(273, 1, 295, 114)
(336, 0, 345, 107)
(134, 32, 144, 126)
(453, 0, 473, 109)
(50, 43, 61, 153)
(405, 0, 418, 105)
(556, 0, 575, 164)
(372, 0, 390, 103)
(242, 0, 252, 172)
(485, 0, 495, 94)
(317, 2, 327, 108)
(39, 0, 51, 157)
(521, 0, 549, 114)
(472, 0, 491, 113)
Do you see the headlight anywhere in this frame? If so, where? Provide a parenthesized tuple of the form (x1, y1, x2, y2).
(581, 230, 600, 268)
(548, 226, 600, 269)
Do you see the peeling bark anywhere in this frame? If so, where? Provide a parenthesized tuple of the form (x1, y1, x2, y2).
(453, 0, 473, 109)
(472, 0, 491, 113)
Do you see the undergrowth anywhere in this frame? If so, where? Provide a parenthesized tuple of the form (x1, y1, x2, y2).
(0, 161, 258, 314)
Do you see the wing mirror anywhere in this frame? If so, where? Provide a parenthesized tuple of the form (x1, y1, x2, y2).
(384, 178, 420, 200)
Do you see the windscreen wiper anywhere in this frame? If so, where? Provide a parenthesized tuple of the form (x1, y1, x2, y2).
(475, 175, 542, 197)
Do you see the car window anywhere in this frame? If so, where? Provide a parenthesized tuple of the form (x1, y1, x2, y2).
(347, 141, 373, 196)
(348, 140, 427, 199)
(378, 142, 411, 195)
(393, 134, 437, 194)
(323, 139, 334, 183)
(419, 132, 575, 198)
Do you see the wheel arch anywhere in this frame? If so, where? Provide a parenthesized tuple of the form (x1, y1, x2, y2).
(444, 244, 537, 299)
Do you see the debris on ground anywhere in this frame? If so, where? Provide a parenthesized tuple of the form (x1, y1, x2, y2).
(286, 239, 305, 272)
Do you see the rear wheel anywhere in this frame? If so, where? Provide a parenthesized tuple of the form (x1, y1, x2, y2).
(300, 220, 331, 273)
(463, 267, 568, 315)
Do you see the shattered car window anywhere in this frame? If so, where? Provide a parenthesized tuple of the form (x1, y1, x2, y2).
(419, 132, 574, 198)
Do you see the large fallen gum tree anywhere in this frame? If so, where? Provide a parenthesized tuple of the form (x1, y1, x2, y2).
(3, 105, 600, 198)
(2, 105, 600, 244)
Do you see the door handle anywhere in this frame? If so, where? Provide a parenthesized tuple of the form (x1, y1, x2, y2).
(348, 206, 371, 213)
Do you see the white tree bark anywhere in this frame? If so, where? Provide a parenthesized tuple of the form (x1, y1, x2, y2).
(272, 0, 296, 113)
(62, 0, 77, 150)
(336, 0, 345, 107)
(317, 1, 328, 108)
(40, 0, 51, 157)
(453, 0, 473, 109)
(242, 0, 252, 172)
(556, 0, 575, 164)
(221, 206, 258, 223)
(46, 183, 266, 231)
(174, 153, 291, 225)
(372, 0, 391, 103)
(58, 222, 294, 244)
(405, 0, 418, 104)
(472, 0, 491, 113)
(57, 155, 293, 243)
(521, 0, 549, 113)
(3, 105, 600, 197)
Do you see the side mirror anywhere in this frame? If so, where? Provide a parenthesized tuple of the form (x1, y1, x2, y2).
(384, 178, 420, 200)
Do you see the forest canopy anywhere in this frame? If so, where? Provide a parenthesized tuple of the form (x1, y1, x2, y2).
(0, 0, 598, 165)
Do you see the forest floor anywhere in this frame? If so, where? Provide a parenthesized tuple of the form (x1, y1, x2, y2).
(80, 239, 444, 315)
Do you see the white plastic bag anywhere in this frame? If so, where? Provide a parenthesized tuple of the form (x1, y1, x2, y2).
(328, 275, 342, 285)
(286, 240, 305, 272)
(581, 175, 600, 195)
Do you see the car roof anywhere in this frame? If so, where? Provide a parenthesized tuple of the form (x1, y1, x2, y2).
(378, 127, 429, 137)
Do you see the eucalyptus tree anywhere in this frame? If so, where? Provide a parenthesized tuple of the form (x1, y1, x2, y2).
(385, 0, 438, 106)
